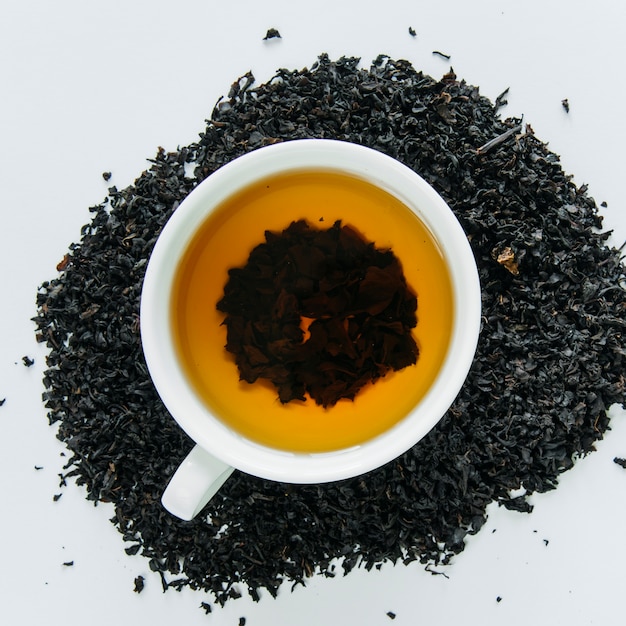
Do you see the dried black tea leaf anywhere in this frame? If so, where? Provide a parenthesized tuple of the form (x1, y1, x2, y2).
(217, 219, 419, 407)
(562, 98, 570, 113)
(63, 561, 74, 567)
(476, 123, 523, 155)
(56, 254, 71, 272)
(495, 87, 509, 111)
(133, 575, 144, 593)
(102, 171, 112, 181)
(34, 54, 626, 611)
(22, 355, 34, 367)
(408, 27, 416, 37)
(0, 398, 5, 406)
(263, 28, 281, 40)
(614, 457, 626, 469)
(493, 246, 519, 275)
(432, 50, 451, 60)
(425, 564, 449, 578)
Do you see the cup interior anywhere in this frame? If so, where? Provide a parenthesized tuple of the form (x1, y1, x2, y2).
(140, 139, 481, 483)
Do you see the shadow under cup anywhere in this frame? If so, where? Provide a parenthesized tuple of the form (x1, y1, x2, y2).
(141, 139, 481, 487)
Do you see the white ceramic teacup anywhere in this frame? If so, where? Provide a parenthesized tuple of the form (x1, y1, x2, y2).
(140, 139, 481, 521)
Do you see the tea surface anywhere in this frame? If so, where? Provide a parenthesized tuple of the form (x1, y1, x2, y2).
(172, 169, 453, 452)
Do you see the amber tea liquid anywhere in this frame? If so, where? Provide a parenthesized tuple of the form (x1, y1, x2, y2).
(171, 170, 453, 452)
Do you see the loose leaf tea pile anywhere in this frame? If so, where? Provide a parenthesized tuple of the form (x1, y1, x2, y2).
(34, 55, 626, 608)
(217, 219, 419, 407)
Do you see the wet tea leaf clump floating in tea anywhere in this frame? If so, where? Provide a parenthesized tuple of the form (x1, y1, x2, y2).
(217, 219, 419, 407)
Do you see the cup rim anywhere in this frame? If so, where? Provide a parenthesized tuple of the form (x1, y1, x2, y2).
(140, 138, 481, 483)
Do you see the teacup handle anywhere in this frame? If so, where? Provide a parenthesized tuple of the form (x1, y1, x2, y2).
(161, 445, 234, 521)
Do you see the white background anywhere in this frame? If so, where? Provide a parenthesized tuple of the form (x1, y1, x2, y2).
(1, 1, 625, 624)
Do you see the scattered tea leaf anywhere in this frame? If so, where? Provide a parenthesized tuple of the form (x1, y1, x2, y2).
(33, 54, 626, 611)
(494, 246, 520, 275)
(133, 575, 144, 593)
(495, 87, 509, 111)
(263, 28, 281, 40)
(425, 564, 450, 578)
(476, 123, 523, 154)
(56, 254, 71, 272)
